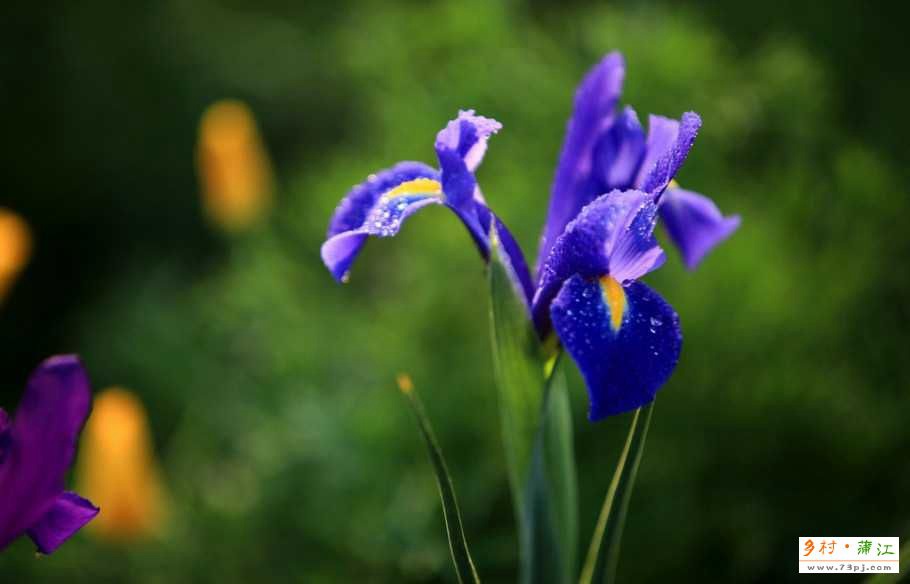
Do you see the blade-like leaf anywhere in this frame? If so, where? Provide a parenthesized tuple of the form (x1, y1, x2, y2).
(488, 239, 543, 513)
(523, 360, 578, 584)
(488, 235, 578, 584)
(579, 403, 654, 584)
(398, 375, 480, 584)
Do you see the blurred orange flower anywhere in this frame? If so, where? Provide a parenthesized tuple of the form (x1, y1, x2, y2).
(77, 388, 167, 541)
(196, 99, 274, 232)
(0, 209, 32, 302)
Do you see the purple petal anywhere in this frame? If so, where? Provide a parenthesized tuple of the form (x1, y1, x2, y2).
(327, 162, 439, 238)
(27, 492, 99, 554)
(550, 276, 682, 420)
(637, 112, 702, 197)
(321, 195, 442, 282)
(434, 110, 502, 173)
(659, 187, 740, 269)
(593, 106, 646, 190)
(539, 51, 626, 270)
(478, 203, 534, 310)
(0, 355, 92, 551)
(533, 190, 665, 333)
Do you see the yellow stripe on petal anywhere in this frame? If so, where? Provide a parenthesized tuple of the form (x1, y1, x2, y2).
(599, 275, 627, 332)
(381, 178, 442, 200)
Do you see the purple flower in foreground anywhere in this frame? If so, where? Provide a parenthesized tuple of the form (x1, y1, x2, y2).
(0, 355, 98, 554)
(322, 51, 738, 420)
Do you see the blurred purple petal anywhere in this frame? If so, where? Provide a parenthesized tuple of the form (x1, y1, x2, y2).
(27, 491, 99, 554)
(0, 355, 95, 552)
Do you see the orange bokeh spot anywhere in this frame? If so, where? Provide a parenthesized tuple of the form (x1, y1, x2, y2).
(0, 209, 32, 302)
(196, 100, 273, 232)
(78, 388, 167, 541)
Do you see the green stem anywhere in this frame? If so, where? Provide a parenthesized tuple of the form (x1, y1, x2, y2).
(579, 403, 654, 584)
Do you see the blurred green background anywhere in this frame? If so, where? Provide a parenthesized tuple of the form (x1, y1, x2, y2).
(2, 0, 908, 582)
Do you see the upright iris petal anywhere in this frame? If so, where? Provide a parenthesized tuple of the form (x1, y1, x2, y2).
(0, 355, 99, 554)
(539, 191, 682, 420)
(592, 107, 646, 191)
(540, 51, 626, 267)
(539, 51, 738, 274)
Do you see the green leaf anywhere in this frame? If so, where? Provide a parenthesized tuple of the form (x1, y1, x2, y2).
(487, 235, 577, 584)
(398, 376, 481, 584)
(487, 241, 544, 513)
(579, 403, 654, 584)
(522, 361, 578, 584)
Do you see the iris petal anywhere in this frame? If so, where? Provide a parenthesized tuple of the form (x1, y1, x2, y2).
(327, 161, 439, 238)
(660, 187, 740, 269)
(435, 110, 502, 173)
(593, 106, 646, 190)
(321, 193, 443, 282)
(637, 112, 702, 197)
(533, 190, 664, 332)
(550, 276, 682, 420)
(0, 355, 93, 551)
(540, 51, 626, 267)
(27, 491, 99, 554)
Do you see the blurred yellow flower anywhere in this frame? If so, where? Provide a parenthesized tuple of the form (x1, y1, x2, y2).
(0, 209, 32, 302)
(196, 99, 274, 231)
(77, 388, 167, 541)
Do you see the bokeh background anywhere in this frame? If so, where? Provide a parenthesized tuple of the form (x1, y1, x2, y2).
(2, 1, 908, 582)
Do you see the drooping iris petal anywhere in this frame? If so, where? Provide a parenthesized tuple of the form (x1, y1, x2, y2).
(321, 163, 447, 282)
(27, 492, 99, 554)
(550, 276, 682, 420)
(327, 161, 440, 238)
(637, 112, 702, 197)
(660, 187, 741, 269)
(0, 355, 94, 551)
(540, 52, 625, 267)
(435, 109, 502, 173)
(592, 106, 646, 191)
(533, 190, 664, 332)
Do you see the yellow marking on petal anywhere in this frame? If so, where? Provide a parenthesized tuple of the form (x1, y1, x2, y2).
(396, 373, 414, 394)
(381, 178, 442, 200)
(668, 179, 681, 189)
(599, 275, 627, 332)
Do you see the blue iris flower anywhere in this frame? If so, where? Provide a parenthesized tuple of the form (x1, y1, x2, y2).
(321, 52, 737, 421)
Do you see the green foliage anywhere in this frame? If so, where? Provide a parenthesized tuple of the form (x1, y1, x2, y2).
(400, 379, 481, 584)
(580, 405, 653, 584)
